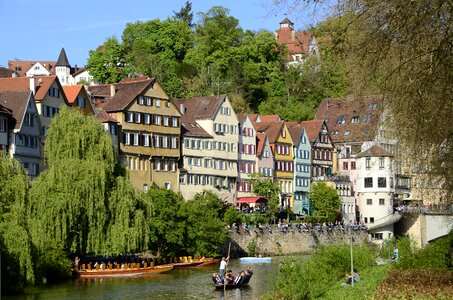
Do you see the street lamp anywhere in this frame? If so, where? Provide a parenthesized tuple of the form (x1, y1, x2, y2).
(350, 236, 355, 288)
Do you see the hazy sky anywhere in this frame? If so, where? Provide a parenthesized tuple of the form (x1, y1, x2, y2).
(0, 0, 327, 67)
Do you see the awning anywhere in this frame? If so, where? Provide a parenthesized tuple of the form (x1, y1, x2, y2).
(236, 197, 268, 204)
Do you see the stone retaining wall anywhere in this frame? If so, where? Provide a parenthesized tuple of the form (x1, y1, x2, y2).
(224, 226, 369, 257)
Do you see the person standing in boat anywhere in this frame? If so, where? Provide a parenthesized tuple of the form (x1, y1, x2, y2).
(219, 256, 229, 284)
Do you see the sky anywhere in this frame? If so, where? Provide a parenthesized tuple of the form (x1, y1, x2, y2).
(0, 0, 329, 68)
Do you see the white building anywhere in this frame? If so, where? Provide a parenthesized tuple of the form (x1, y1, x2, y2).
(356, 145, 398, 241)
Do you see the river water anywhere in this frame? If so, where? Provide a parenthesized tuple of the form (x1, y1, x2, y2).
(8, 257, 292, 300)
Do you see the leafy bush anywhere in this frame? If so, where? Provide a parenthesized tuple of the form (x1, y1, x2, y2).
(264, 243, 376, 299)
(223, 207, 243, 225)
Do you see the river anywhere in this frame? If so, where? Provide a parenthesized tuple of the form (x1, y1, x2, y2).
(7, 257, 294, 300)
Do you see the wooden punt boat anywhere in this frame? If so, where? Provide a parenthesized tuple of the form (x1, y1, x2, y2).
(172, 261, 204, 268)
(213, 273, 253, 289)
(73, 264, 173, 278)
(194, 258, 221, 267)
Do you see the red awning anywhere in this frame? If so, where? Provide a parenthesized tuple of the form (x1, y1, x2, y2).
(236, 197, 268, 204)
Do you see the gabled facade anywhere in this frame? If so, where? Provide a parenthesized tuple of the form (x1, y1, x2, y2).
(287, 124, 312, 215)
(356, 145, 396, 240)
(237, 114, 256, 197)
(255, 133, 274, 179)
(25, 62, 51, 77)
(95, 78, 181, 193)
(63, 85, 95, 116)
(0, 76, 69, 135)
(0, 104, 12, 155)
(300, 120, 334, 181)
(174, 95, 239, 202)
(275, 18, 319, 65)
(0, 90, 42, 177)
(254, 121, 294, 208)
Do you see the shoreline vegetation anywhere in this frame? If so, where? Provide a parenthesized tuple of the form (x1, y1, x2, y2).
(263, 233, 453, 299)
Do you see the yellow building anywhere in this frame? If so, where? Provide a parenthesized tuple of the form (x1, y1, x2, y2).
(94, 77, 181, 192)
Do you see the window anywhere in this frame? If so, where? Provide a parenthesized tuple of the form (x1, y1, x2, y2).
(143, 134, 150, 147)
(379, 157, 385, 169)
(0, 118, 6, 132)
(378, 177, 386, 188)
(379, 198, 385, 205)
(144, 114, 151, 124)
(134, 112, 141, 123)
(24, 113, 34, 126)
(172, 117, 179, 127)
(343, 161, 348, 170)
(155, 99, 161, 107)
(145, 97, 152, 106)
(162, 116, 169, 126)
(370, 217, 374, 224)
(367, 199, 373, 205)
(48, 87, 60, 98)
(351, 116, 359, 124)
(143, 184, 149, 192)
(109, 124, 117, 135)
(153, 115, 161, 125)
(369, 103, 378, 109)
(126, 112, 133, 122)
(281, 130, 286, 138)
(165, 101, 170, 108)
(77, 96, 86, 108)
(344, 130, 350, 136)
(137, 96, 144, 105)
(331, 130, 339, 135)
(337, 115, 346, 124)
(366, 158, 371, 170)
(363, 114, 372, 123)
(364, 177, 373, 188)
(351, 161, 356, 170)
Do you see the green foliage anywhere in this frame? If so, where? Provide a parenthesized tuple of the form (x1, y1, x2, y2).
(184, 191, 228, 257)
(394, 233, 453, 270)
(33, 242, 72, 285)
(250, 174, 281, 222)
(310, 182, 341, 220)
(264, 243, 376, 299)
(247, 239, 257, 256)
(87, 37, 126, 84)
(0, 156, 34, 292)
(141, 185, 185, 256)
(246, 212, 268, 225)
(223, 206, 243, 225)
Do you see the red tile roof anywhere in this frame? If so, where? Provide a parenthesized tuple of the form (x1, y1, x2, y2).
(256, 133, 267, 156)
(94, 103, 117, 123)
(0, 67, 14, 78)
(0, 76, 62, 102)
(247, 114, 259, 122)
(287, 124, 304, 145)
(315, 96, 383, 143)
(0, 90, 32, 130)
(62, 85, 83, 104)
(253, 121, 283, 143)
(8, 60, 56, 77)
(173, 95, 226, 120)
(299, 120, 325, 143)
(259, 115, 281, 122)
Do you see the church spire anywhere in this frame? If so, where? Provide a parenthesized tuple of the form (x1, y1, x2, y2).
(56, 48, 71, 67)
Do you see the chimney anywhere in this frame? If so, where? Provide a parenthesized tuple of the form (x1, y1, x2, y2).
(179, 103, 185, 115)
(29, 77, 36, 95)
(291, 30, 295, 41)
(110, 84, 115, 97)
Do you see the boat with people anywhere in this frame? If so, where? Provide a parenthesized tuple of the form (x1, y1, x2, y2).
(73, 263, 173, 278)
(212, 267, 253, 289)
(239, 257, 272, 263)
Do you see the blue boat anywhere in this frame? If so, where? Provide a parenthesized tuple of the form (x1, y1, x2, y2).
(239, 257, 272, 263)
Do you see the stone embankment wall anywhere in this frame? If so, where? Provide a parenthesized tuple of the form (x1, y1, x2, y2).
(225, 226, 369, 257)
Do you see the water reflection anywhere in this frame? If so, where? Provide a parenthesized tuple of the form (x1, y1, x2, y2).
(7, 257, 301, 300)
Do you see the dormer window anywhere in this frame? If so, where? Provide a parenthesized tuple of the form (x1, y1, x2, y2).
(337, 115, 346, 124)
(363, 114, 372, 123)
(281, 130, 286, 138)
(344, 130, 350, 136)
(351, 116, 359, 124)
(369, 103, 378, 109)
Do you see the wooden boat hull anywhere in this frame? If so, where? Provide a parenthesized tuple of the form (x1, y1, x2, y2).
(213, 274, 253, 289)
(73, 264, 173, 278)
(173, 261, 204, 269)
(194, 258, 221, 267)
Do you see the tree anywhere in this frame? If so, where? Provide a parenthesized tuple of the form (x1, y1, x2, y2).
(184, 191, 228, 257)
(87, 37, 126, 84)
(28, 107, 146, 256)
(270, 0, 453, 198)
(310, 182, 340, 220)
(250, 174, 281, 222)
(173, 1, 193, 27)
(141, 185, 186, 257)
(0, 156, 34, 292)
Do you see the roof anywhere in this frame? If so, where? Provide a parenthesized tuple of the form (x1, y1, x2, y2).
(236, 197, 268, 204)
(0, 90, 32, 130)
(101, 78, 156, 112)
(8, 60, 56, 77)
(315, 96, 383, 143)
(256, 133, 267, 156)
(0, 103, 12, 115)
(94, 104, 117, 123)
(253, 121, 283, 143)
(88, 84, 112, 98)
(56, 48, 71, 67)
(259, 115, 281, 122)
(247, 114, 259, 122)
(280, 18, 294, 26)
(287, 124, 304, 145)
(299, 120, 325, 143)
(173, 95, 226, 120)
(72, 67, 87, 77)
(355, 145, 394, 158)
(276, 25, 315, 55)
(0, 67, 14, 78)
(63, 85, 84, 104)
(0, 76, 60, 102)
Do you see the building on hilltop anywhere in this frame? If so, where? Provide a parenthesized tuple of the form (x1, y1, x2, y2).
(275, 18, 320, 65)
(7, 48, 94, 85)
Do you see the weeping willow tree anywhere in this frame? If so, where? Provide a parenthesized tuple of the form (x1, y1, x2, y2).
(0, 155, 34, 292)
(28, 107, 146, 256)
